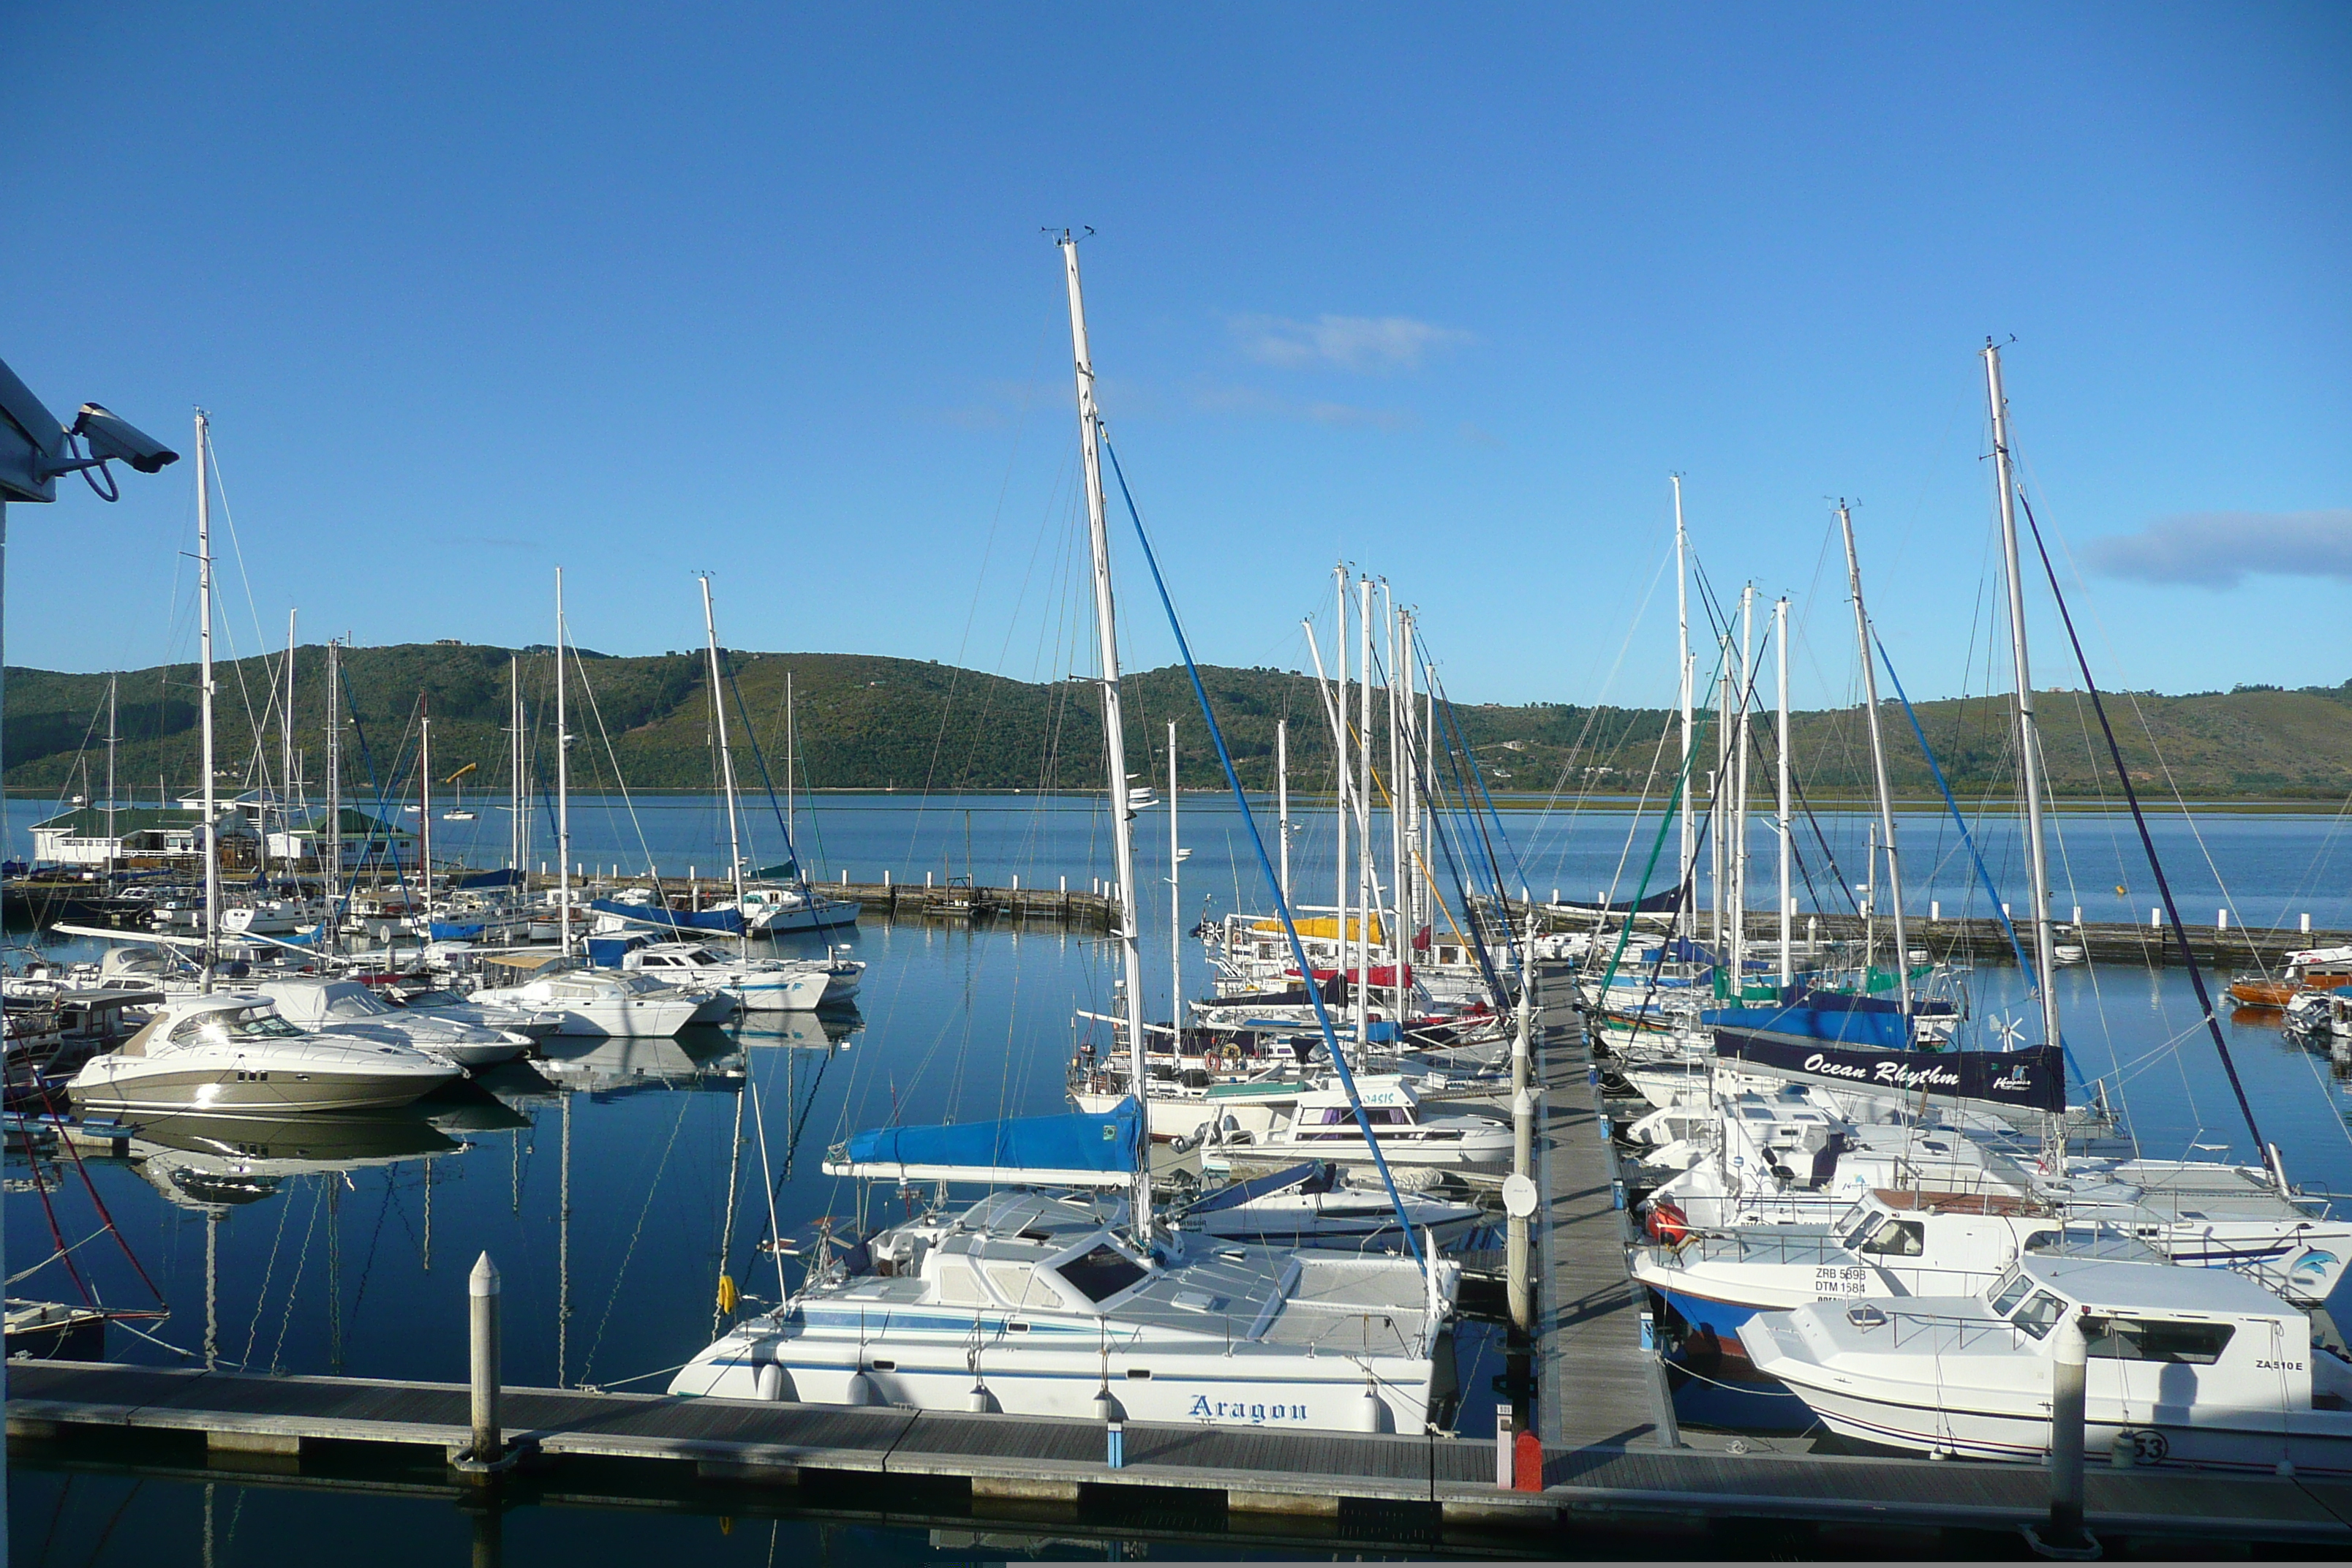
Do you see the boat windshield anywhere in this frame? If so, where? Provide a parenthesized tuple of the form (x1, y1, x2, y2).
(1986, 1269, 2031, 1314)
(325, 990, 397, 1019)
(174, 1006, 305, 1042)
(1054, 1244, 1147, 1305)
(401, 990, 466, 1008)
(2010, 1290, 2068, 1341)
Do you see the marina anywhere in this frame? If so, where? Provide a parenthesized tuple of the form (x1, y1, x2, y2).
(15, 963, 2352, 1556)
(4, 15, 2345, 1558)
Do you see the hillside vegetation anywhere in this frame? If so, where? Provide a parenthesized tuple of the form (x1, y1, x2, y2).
(4, 644, 2348, 806)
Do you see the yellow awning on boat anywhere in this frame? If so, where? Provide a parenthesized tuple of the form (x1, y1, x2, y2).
(1251, 914, 1384, 943)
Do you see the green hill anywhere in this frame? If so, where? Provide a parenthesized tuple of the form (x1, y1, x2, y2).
(4, 643, 2348, 806)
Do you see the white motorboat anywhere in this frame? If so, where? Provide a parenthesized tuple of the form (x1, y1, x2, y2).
(725, 881, 860, 934)
(1741, 1254, 2352, 1474)
(1231, 1075, 1511, 1175)
(66, 993, 461, 1115)
(668, 1189, 1458, 1434)
(1182, 1161, 1485, 1252)
(608, 938, 863, 1011)
(221, 895, 326, 936)
(251, 976, 531, 1070)
(471, 963, 726, 1038)
(391, 985, 565, 1042)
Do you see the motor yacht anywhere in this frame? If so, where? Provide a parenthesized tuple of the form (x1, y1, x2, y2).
(251, 976, 532, 1070)
(1742, 1254, 2352, 1473)
(1226, 1076, 1512, 1177)
(595, 936, 864, 1010)
(65, 992, 461, 1115)
(470, 962, 726, 1037)
(1180, 1161, 1485, 1252)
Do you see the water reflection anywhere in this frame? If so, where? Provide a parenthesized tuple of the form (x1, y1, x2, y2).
(124, 1111, 461, 1211)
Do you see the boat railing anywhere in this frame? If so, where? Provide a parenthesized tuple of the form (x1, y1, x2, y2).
(1877, 1305, 2035, 1354)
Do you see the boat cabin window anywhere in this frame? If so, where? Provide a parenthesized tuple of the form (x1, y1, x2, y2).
(2080, 1316, 2235, 1365)
(1987, 1270, 2032, 1314)
(1055, 1244, 1147, 1305)
(1840, 1208, 1885, 1249)
(325, 990, 396, 1020)
(2010, 1291, 2068, 1341)
(986, 1264, 1067, 1311)
(402, 990, 465, 1008)
(1854, 1217, 1925, 1257)
(171, 1006, 303, 1043)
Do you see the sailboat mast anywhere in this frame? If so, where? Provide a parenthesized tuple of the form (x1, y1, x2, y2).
(1733, 585, 1754, 984)
(1058, 232, 1152, 1248)
(702, 576, 750, 957)
(284, 608, 297, 863)
(1373, 583, 1392, 1025)
(325, 639, 342, 956)
(784, 671, 796, 863)
(419, 708, 432, 924)
(1275, 718, 1289, 904)
(1775, 595, 1792, 987)
(555, 568, 572, 960)
(1355, 574, 1373, 1048)
(508, 654, 522, 874)
(195, 410, 219, 989)
(105, 674, 117, 878)
(1984, 342, 2061, 1052)
(1168, 722, 1181, 1034)
(1673, 476, 1695, 903)
(1331, 567, 1349, 1022)
(1392, 606, 1411, 940)
(1837, 502, 1912, 1019)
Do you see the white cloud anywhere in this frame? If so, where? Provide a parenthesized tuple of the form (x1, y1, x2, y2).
(2084, 510, 2352, 589)
(1229, 313, 1474, 374)
(1190, 382, 1413, 431)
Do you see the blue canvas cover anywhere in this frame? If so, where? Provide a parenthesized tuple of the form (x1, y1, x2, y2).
(843, 1098, 1141, 1178)
(589, 898, 745, 936)
(1702, 1003, 1914, 1049)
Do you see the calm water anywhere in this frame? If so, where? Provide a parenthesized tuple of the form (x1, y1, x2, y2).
(10, 793, 2352, 1563)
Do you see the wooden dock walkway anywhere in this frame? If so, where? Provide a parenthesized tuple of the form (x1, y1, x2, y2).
(12, 1359, 2352, 1552)
(1529, 959, 1664, 1449)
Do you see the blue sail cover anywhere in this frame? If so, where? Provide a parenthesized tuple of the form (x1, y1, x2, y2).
(589, 898, 745, 936)
(1703, 1004, 1913, 1049)
(840, 1098, 1142, 1183)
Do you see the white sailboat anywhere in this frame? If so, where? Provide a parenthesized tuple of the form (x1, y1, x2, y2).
(668, 235, 1460, 1435)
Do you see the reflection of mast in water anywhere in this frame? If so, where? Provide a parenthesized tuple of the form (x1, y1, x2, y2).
(204, 1211, 221, 1371)
(717, 1065, 746, 1339)
(328, 1179, 344, 1374)
(558, 1088, 572, 1387)
(422, 1156, 433, 1273)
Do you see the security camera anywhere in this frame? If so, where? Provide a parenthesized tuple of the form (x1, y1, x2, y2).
(71, 404, 178, 474)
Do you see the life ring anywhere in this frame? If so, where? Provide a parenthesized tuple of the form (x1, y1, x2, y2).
(1644, 1199, 1691, 1246)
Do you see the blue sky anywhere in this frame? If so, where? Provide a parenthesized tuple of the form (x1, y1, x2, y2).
(2, 3, 2345, 710)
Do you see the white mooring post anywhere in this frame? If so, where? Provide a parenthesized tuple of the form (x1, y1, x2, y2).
(2218, 908, 2229, 931)
(2303, 912, 2313, 934)
(2032, 1311, 2092, 1555)
(883, 868, 891, 887)
(1495, 1407, 1516, 1488)
(470, 1252, 502, 1465)
(2152, 907, 2161, 930)
(1931, 900, 1940, 923)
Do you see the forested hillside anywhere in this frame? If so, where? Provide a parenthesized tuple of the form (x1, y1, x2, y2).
(5, 644, 2348, 804)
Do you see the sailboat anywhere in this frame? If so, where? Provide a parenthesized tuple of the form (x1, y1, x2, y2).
(1633, 343, 2352, 1390)
(668, 235, 1460, 1435)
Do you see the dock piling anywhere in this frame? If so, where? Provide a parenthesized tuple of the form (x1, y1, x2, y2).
(2032, 1311, 2092, 1556)
(470, 1251, 502, 1466)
